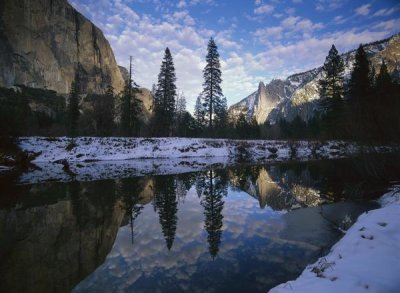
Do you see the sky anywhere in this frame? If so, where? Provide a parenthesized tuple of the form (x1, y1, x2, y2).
(69, 0, 400, 111)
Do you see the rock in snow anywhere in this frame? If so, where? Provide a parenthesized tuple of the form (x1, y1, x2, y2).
(270, 186, 400, 293)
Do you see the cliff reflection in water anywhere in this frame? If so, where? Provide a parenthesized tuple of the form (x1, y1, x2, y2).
(0, 181, 125, 293)
(0, 157, 394, 292)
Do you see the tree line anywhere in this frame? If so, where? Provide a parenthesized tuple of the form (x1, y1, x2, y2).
(241, 44, 400, 143)
(0, 39, 399, 142)
(306, 44, 400, 143)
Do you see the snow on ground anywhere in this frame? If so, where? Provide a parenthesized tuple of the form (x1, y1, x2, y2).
(18, 137, 359, 163)
(12, 137, 365, 184)
(270, 186, 400, 293)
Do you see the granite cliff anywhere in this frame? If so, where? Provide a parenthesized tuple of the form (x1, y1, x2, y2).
(0, 0, 125, 94)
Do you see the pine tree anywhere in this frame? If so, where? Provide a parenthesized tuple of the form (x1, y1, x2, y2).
(93, 85, 115, 136)
(179, 111, 199, 137)
(318, 45, 345, 138)
(68, 72, 80, 137)
(347, 45, 374, 140)
(235, 113, 249, 138)
(175, 92, 186, 123)
(375, 60, 392, 94)
(151, 83, 157, 96)
(319, 45, 345, 101)
(154, 47, 177, 136)
(194, 94, 206, 128)
(120, 82, 131, 136)
(375, 60, 397, 141)
(175, 92, 187, 136)
(349, 45, 373, 103)
(120, 57, 142, 136)
(202, 38, 223, 130)
(214, 96, 228, 136)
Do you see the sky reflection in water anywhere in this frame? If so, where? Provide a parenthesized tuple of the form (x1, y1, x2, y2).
(1, 157, 394, 293)
(74, 165, 378, 292)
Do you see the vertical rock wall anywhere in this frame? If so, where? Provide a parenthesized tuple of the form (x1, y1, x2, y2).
(0, 0, 125, 94)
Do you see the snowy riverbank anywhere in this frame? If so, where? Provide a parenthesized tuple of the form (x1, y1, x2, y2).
(8, 137, 392, 184)
(19, 137, 360, 163)
(270, 185, 400, 292)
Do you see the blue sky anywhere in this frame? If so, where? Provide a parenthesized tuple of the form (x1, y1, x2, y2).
(70, 0, 400, 111)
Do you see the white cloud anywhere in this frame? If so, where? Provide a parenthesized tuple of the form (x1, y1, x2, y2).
(373, 6, 399, 17)
(177, 0, 187, 9)
(297, 19, 324, 30)
(333, 15, 346, 24)
(278, 16, 324, 33)
(315, 0, 343, 11)
(166, 10, 196, 26)
(374, 18, 400, 31)
(254, 4, 274, 15)
(188, 0, 217, 6)
(254, 26, 283, 38)
(281, 16, 301, 27)
(355, 4, 371, 16)
(70, 0, 400, 109)
(252, 29, 393, 79)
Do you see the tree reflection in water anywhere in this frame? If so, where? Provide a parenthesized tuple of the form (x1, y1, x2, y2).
(1, 155, 400, 292)
(119, 178, 144, 244)
(153, 176, 178, 250)
(200, 169, 228, 258)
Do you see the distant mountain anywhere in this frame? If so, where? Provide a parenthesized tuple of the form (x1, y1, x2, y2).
(0, 0, 125, 94)
(228, 33, 400, 124)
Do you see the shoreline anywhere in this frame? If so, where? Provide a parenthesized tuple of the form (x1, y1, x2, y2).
(270, 186, 400, 292)
(0, 136, 392, 184)
(18, 136, 362, 163)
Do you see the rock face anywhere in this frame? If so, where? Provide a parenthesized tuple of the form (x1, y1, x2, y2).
(229, 33, 400, 124)
(229, 81, 282, 124)
(136, 88, 155, 129)
(0, 0, 125, 94)
(118, 66, 129, 83)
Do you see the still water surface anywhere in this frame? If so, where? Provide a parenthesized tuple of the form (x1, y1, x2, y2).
(1, 156, 398, 292)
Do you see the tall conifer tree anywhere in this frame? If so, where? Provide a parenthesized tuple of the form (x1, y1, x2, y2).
(194, 94, 206, 128)
(348, 45, 374, 140)
(154, 47, 177, 136)
(375, 60, 398, 141)
(319, 45, 345, 101)
(215, 96, 228, 136)
(349, 45, 372, 103)
(120, 57, 141, 136)
(202, 38, 223, 130)
(318, 44, 345, 137)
